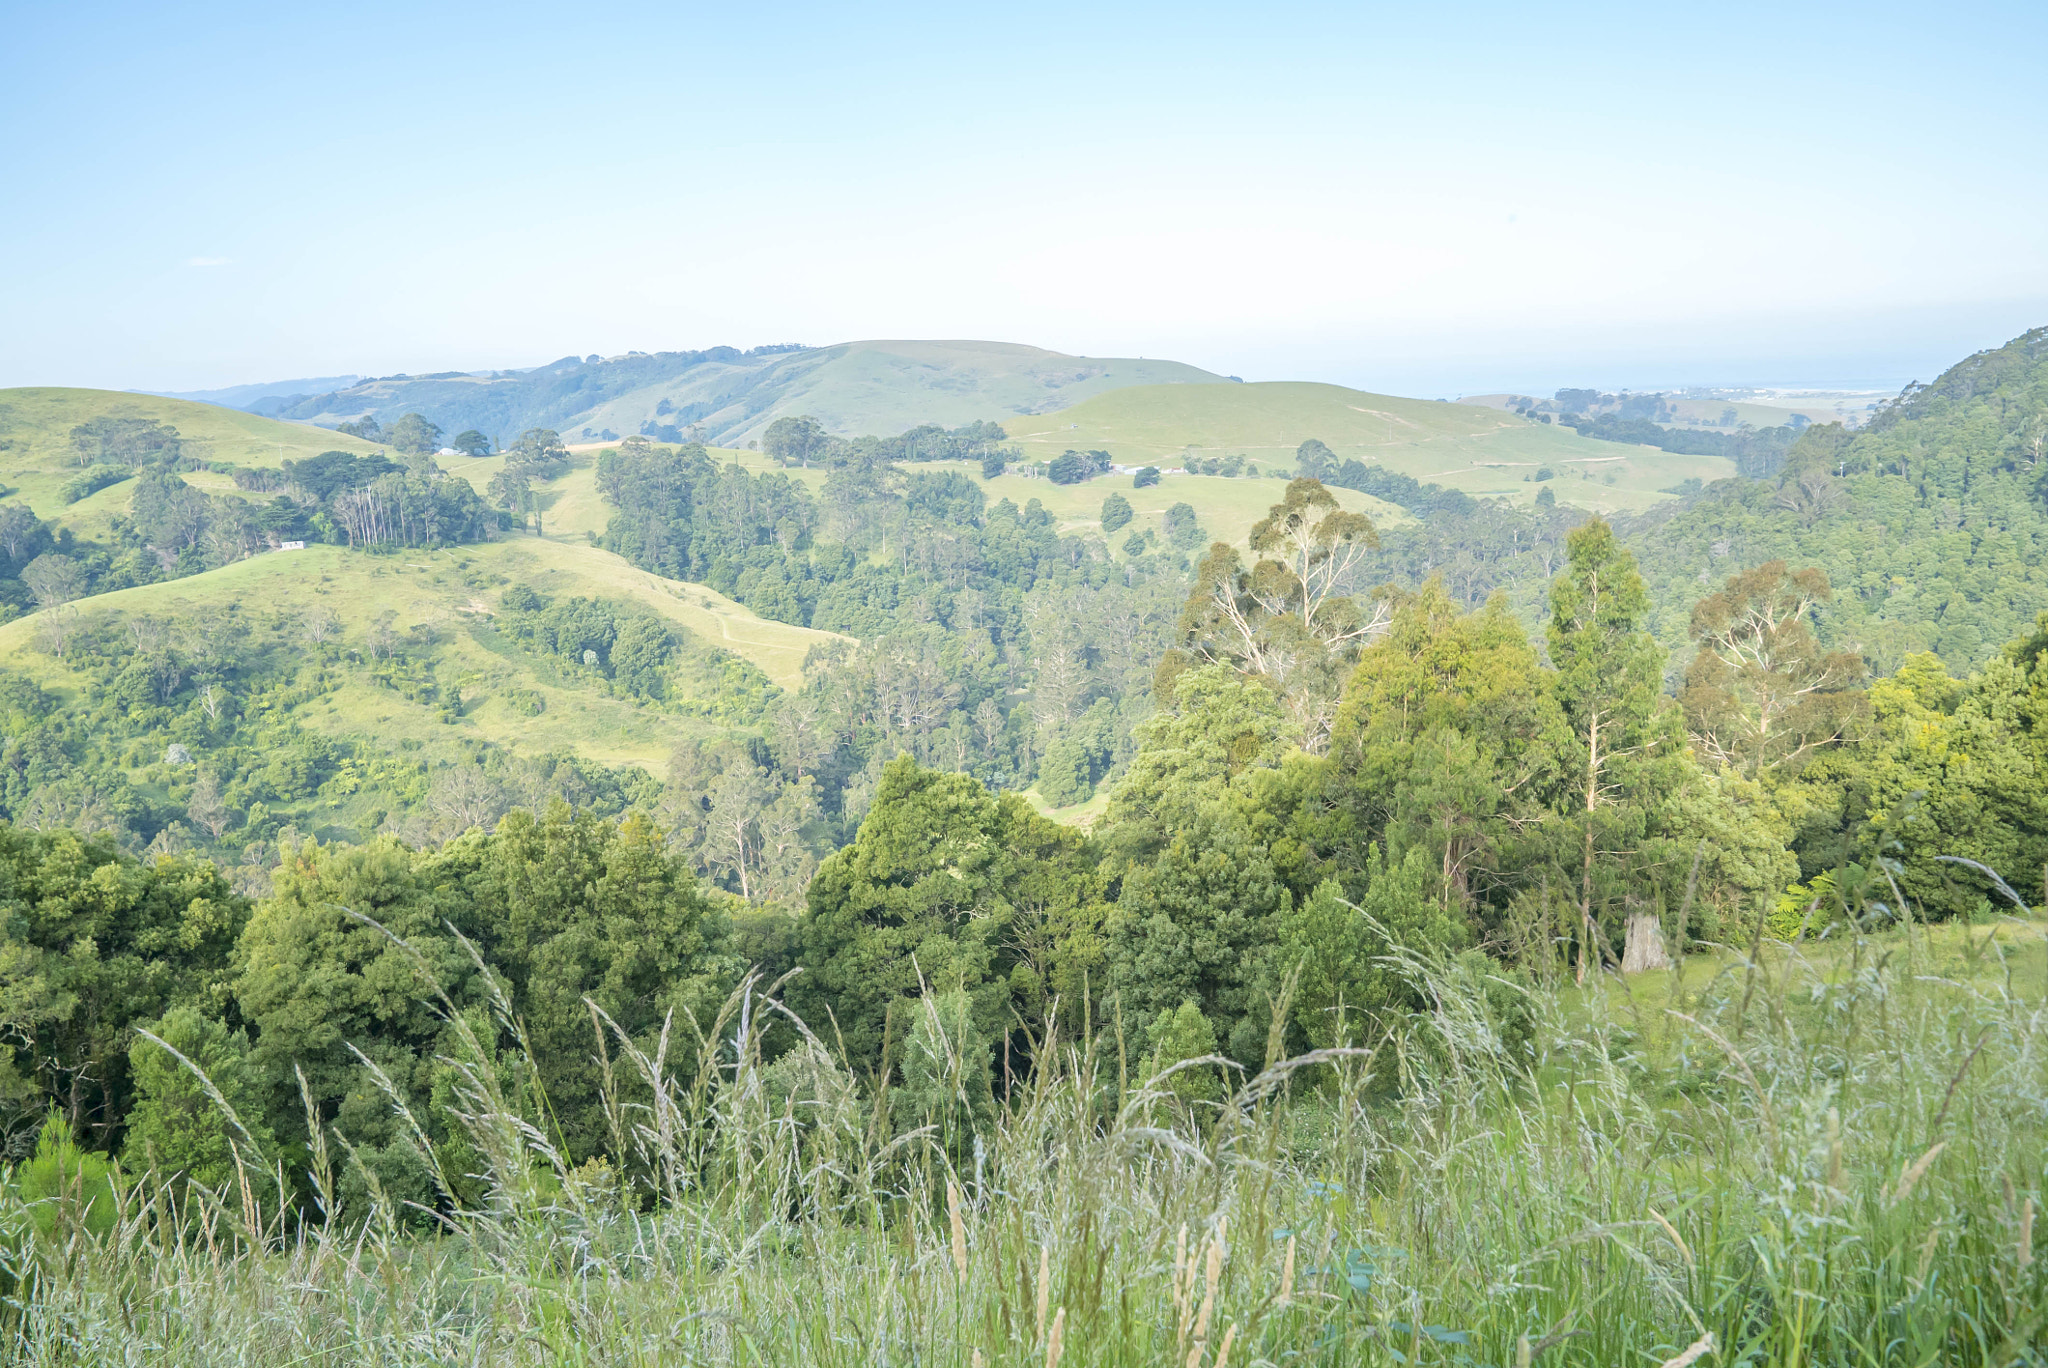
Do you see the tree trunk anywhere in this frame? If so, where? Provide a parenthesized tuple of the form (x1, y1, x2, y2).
(1578, 710, 1599, 985)
(1621, 910, 1672, 974)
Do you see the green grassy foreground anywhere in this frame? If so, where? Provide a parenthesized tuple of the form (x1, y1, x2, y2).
(5, 916, 2039, 1365)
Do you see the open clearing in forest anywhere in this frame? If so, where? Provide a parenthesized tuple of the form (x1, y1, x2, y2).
(1001, 381, 1738, 515)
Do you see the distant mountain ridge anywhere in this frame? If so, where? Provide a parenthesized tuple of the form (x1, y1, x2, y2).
(149, 375, 362, 409)
(196, 341, 1225, 447)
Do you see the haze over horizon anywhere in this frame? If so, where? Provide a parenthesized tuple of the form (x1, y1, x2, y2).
(5, 1, 2045, 400)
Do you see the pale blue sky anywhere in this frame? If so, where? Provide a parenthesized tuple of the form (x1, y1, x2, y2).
(4, 1, 2044, 396)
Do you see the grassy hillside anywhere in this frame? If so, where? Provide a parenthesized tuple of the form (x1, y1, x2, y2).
(586, 340, 1225, 447)
(0, 387, 384, 532)
(262, 341, 1226, 450)
(969, 462, 1407, 538)
(486, 444, 1407, 555)
(0, 539, 839, 769)
(0, 390, 837, 693)
(1004, 381, 1736, 515)
(15, 913, 2037, 1362)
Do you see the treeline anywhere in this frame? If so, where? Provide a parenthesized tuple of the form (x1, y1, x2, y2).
(11, 509, 2045, 1215)
(759, 415, 1012, 469)
(1563, 411, 1803, 478)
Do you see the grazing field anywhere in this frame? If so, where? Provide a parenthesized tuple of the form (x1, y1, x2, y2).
(0, 388, 386, 538)
(9, 915, 2038, 1365)
(1004, 382, 1737, 515)
(962, 461, 1406, 540)
(0, 538, 842, 774)
(670, 449, 1410, 544)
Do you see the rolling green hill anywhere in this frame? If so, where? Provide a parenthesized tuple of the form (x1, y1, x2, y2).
(0, 539, 835, 764)
(568, 445, 1407, 543)
(1002, 381, 1737, 515)
(571, 340, 1226, 447)
(256, 341, 1226, 449)
(458, 443, 1406, 561)
(0, 388, 386, 536)
(0, 389, 843, 692)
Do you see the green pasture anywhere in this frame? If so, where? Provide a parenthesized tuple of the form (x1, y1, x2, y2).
(0, 538, 842, 775)
(695, 448, 1407, 545)
(0, 387, 383, 524)
(1003, 381, 1738, 515)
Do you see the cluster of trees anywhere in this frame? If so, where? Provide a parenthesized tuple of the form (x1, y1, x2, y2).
(492, 585, 776, 720)
(1048, 449, 1113, 484)
(69, 415, 186, 467)
(761, 415, 1012, 470)
(207, 450, 495, 554)
(1562, 412, 1804, 479)
(0, 807, 727, 1204)
(332, 412, 490, 457)
(482, 428, 572, 534)
(1179, 453, 1259, 478)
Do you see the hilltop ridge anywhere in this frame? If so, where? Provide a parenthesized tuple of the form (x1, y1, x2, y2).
(205, 340, 1226, 449)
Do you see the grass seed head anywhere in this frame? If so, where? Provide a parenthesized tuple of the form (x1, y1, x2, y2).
(1196, 1240, 1219, 1343)
(1659, 1331, 1715, 1368)
(948, 1180, 967, 1277)
(1037, 1242, 1051, 1340)
(1893, 1141, 1946, 1204)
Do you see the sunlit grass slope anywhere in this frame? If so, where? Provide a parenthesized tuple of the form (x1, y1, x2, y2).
(0, 387, 384, 524)
(0, 390, 838, 706)
(1004, 381, 1737, 515)
(555, 340, 1229, 448)
(699, 449, 1409, 544)
(0, 539, 841, 771)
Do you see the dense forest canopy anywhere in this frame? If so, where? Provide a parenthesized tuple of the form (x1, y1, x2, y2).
(1625, 327, 2048, 668)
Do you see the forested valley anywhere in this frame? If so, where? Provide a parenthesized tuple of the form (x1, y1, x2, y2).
(0, 328, 2043, 1364)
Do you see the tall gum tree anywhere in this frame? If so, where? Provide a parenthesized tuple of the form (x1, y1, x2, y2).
(1170, 478, 1386, 751)
(1682, 560, 1866, 778)
(1547, 520, 1672, 980)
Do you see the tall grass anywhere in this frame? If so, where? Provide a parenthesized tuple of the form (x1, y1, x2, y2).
(2, 913, 2042, 1366)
